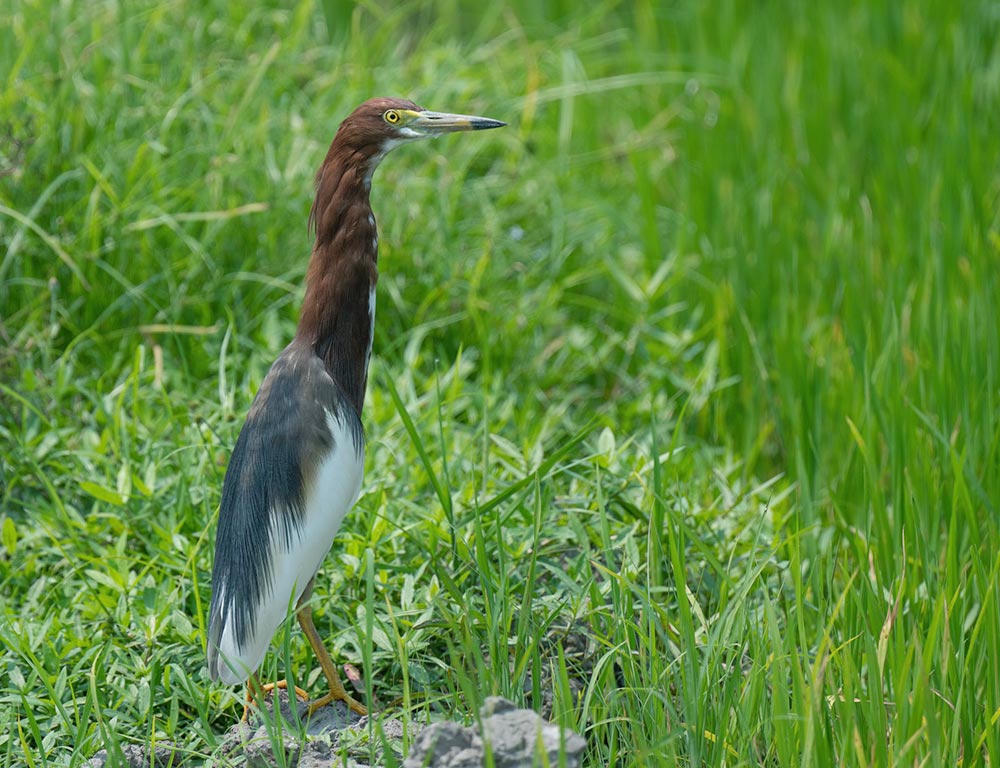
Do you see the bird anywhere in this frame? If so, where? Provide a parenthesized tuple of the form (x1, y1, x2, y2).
(206, 97, 505, 716)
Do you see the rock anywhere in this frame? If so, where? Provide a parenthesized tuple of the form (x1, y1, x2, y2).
(88, 690, 407, 768)
(87, 695, 584, 767)
(403, 697, 586, 768)
(218, 689, 407, 767)
(87, 744, 185, 768)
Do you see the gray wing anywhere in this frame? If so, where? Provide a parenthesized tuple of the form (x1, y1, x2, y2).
(206, 345, 362, 683)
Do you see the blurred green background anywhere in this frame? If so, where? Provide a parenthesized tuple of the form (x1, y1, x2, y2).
(1, 0, 998, 765)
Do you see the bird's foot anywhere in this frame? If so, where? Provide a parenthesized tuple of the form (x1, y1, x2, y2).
(242, 679, 310, 721)
(306, 683, 368, 717)
(307, 690, 368, 717)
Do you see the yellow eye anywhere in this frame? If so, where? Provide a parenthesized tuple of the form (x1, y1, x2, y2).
(384, 109, 400, 124)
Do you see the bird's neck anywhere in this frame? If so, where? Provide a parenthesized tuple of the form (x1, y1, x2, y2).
(297, 158, 379, 416)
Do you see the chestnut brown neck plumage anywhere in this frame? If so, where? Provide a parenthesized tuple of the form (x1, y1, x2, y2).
(296, 162, 375, 415)
(295, 102, 417, 416)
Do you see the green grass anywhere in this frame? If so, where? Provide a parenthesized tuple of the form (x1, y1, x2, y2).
(2, 0, 998, 765)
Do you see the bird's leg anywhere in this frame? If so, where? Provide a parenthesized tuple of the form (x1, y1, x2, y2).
(295, 581, 368, 716)
(242, 673, 309, 721)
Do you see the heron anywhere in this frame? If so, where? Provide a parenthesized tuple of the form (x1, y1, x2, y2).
(206, 97, 506, 716)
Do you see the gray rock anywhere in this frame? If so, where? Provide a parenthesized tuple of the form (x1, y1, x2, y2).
(219, 689, 407, 767)
(87, 695, 583, 767)
(87, 744, 185, 768)
(403, 697, 586, 768)
(88, 690, 407, 768)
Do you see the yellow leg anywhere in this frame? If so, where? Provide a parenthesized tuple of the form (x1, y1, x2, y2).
(242, 674, 309, 721)
(296, 582, 368, 716)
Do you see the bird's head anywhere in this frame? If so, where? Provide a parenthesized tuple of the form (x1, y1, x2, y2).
(310, 97, 505, 237)
(331, 97, 506, 170)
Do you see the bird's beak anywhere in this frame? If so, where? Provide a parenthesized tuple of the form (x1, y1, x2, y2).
(407, 110, 507, 136)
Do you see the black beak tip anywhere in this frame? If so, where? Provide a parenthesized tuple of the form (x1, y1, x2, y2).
(473, 118, 508, 130)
